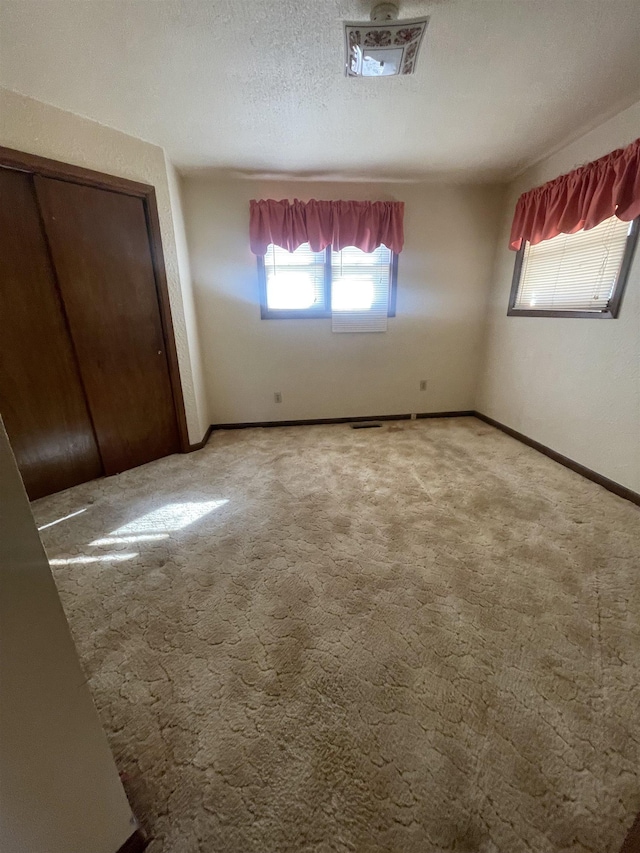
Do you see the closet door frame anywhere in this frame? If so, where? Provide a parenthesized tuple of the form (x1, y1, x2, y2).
(0, 145, 190, 454)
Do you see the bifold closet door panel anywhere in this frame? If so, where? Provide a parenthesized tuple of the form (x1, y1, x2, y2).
(34, 176, 180, 475)
(0, 168, 103, 499)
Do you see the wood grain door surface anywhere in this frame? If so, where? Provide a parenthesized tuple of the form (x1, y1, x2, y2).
(0, 168, 103, 499)
(34, 176, 180, 475)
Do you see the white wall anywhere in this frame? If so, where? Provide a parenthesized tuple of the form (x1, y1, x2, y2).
(182, 176, 504, 424)
(0, 88, 209, 443)
(477, 99, 640, 493)
(0, 422, 135, 853)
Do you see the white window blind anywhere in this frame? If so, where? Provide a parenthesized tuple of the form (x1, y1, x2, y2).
(514, 215, 632, 312)
(264, 242, 326, 312)
(331, 244, 392, 333)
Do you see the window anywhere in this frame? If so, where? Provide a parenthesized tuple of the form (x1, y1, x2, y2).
(508, 215, 639, 318)
(258, 242, 398, 325)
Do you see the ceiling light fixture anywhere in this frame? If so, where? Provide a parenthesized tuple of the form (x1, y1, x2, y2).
(344, 2, 429, 78)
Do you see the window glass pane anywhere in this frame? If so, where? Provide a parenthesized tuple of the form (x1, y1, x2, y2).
(330, 244, 392, 311)
(265, 243, 326, 311)
(515, 216, 631, 312)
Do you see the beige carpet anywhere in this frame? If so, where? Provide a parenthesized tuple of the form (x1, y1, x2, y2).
(32, 417, 640, 853)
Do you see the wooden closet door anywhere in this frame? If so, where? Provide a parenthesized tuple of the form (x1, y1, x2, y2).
(0, 168, 103, 499)
(34, 177, 180, 475)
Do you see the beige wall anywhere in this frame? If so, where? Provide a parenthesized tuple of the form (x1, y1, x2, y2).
(0, 422, 135, 853)
(165, 156, 209, 438)
(182, 176, 504, 424)
(477, 99, 640, 493)
(0, 88, 208, 443)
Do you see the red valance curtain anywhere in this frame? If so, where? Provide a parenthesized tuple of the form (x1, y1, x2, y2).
(509, 137, 640, 251)
(249, 199, 405, 255)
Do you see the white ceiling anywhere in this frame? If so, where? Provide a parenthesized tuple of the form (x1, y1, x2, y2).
(1, 0, 640, 181)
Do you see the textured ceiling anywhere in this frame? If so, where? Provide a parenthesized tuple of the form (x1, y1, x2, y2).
(1, 0, 640, 181)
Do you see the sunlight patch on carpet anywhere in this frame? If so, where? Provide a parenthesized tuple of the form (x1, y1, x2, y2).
(111, 500, 228, 535)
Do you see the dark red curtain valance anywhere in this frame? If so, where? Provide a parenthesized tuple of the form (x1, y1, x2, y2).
(509, 137, 640, 251)
(249, 198, 405, 255)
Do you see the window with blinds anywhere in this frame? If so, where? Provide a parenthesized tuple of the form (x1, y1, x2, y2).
(331, 244, 393, 332)
(258, 242, 397, 328)
(263, 243, 327, 315)
(509, 215, 639, 318)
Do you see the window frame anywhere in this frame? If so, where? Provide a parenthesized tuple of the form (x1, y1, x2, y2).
(257, 245, 398, 320)
(507, 217, 640, 319)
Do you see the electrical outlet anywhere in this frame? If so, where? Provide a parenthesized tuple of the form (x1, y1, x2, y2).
(419, 380, 427, 391)
(274, 392, 282, 404)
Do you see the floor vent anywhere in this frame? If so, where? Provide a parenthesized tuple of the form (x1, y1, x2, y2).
(350, 422, 383, 429)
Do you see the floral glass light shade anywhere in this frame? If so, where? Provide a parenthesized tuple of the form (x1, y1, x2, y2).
(344, 13, 429, 77)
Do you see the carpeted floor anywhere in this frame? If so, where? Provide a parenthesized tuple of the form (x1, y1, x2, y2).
(32, 417, 640, 853)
